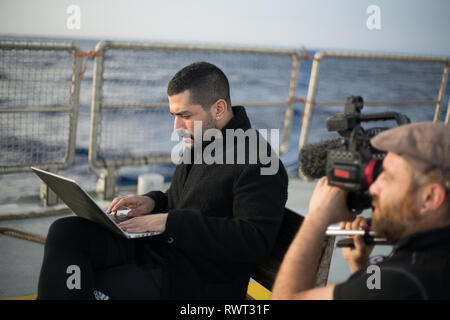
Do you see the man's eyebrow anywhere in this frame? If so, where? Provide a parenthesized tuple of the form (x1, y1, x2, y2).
(170, 110, 191, 116)
(382, 164, 393, 178)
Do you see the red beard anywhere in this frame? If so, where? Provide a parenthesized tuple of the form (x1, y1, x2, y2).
(371, 190, 419, 242)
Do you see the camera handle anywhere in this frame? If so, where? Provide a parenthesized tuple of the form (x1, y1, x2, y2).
(360, 112, 411, 126)
(326, 227, 390, 248)
(335, 237, 390, 248)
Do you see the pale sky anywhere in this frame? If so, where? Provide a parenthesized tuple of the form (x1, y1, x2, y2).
(0, 0, 449, 56)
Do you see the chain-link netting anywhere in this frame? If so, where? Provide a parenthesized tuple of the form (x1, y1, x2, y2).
(0, 42, 80, 172)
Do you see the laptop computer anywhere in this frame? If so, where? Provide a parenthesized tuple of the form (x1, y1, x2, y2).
(31, 167, 162, 239)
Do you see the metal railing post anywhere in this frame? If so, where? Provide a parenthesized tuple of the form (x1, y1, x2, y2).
(434, 63, 449, 122)
(298, 53, 322, 177)
(89, 41, 106, 171)
(281, 53, 302, 154)
(89, 42, 114, 198)
(445, 98, 450, 124)
(96, 166, 118, 200)
(64, 47, 83, 168)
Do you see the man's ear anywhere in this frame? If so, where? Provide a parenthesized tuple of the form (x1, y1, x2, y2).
(213, 99, 228, 120)
(418, 183, 447, 214)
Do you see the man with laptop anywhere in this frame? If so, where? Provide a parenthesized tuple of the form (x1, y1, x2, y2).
(36, 62, 288, 299)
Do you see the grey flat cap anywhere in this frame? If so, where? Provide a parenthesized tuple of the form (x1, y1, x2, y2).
(370, 122, 450, 178)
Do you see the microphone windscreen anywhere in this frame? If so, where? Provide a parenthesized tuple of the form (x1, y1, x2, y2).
(299, 138, 343, 178)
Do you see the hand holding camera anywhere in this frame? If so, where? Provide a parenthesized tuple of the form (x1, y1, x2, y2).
(339, 217, 374, 274)
(307, 176, 355, 226)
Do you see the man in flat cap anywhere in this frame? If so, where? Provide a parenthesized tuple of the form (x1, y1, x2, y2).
(272, 122, 450, 300)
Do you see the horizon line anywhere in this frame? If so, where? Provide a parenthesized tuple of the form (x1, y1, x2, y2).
(1, 32, 448, 58)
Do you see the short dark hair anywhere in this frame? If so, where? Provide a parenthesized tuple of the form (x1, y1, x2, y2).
(167, 62, 231, 110)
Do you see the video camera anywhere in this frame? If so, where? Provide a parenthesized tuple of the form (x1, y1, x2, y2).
(300, 96, 411, 213)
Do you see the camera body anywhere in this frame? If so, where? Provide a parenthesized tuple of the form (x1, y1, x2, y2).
(325, 96, 410, 213)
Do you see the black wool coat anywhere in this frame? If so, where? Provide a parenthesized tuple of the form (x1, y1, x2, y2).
(145, 106, 288, 299)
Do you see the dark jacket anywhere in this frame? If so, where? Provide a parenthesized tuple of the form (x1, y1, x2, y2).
(334, 225, 450, 300)
(146, 106, 288, 299)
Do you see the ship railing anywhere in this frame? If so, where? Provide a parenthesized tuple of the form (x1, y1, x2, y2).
(0, 41, 83, 205)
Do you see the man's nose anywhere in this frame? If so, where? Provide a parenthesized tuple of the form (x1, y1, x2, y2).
(369, 175, 381, 196)
(173, 116, 185, 131)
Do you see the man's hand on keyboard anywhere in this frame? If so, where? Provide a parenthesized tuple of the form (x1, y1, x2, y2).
(106, 195, 156, 217)
(118, 213, 168, 233)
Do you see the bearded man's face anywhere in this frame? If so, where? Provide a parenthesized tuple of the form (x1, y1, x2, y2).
(369, 152, 421, 242)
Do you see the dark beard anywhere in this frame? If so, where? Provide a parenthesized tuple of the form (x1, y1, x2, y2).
(201, 112, 218, 133)
(180, 114, 218, 149)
